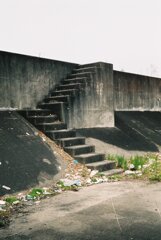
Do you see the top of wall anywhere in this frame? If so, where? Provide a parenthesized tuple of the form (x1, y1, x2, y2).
(114, 70, 161, 80)
(0, 50, 78, 65)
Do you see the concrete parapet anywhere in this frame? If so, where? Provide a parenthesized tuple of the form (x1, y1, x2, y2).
(0, 51, 77, 109)
(114, 70, 161, 111)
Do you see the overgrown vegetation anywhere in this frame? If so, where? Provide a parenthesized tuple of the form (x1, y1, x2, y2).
(5, 196, 18, 204)
(130, 155, 148, 170)
(107, 154, 128, 170)
(107, 153, 161, 181)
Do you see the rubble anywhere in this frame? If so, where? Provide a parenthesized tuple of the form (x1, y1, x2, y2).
(2, 185, 11, 191)
(0, 131, 123, 228)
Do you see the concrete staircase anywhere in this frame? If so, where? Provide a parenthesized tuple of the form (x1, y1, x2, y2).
(20, 64, 122, 176)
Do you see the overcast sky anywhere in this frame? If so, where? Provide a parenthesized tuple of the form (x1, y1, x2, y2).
(0, 0, 161, 77)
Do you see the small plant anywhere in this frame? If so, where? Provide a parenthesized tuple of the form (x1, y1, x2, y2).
(108, 174, 122, 181)
(27, 188, 44, 200)
(56, 181, 78, 191)
(153, 154, 159, 176)
(148, 154, 161, 181)
(91, 178, 97, 183)
(5, 196, 18, 204)
(116, 155, 128, 170)
(96, 172, 105, 177)
(106, 154, 117, 161)
(149, 174, 161, 181)
(130, 155, 148, 170)
(107, 154, 128, 170)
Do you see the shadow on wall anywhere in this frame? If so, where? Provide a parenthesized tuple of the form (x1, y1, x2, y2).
(77, 124, 159, 152)
(0, 111, 61, 195)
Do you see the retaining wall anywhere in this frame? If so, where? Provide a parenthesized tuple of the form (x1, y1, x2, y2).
(0, 51, 77, 109)
(114, 70, 161, 111)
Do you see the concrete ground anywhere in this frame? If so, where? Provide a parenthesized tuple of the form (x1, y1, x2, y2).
(1, 180, 161, 240)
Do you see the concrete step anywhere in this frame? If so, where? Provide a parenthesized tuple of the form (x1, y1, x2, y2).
(74, 153, 105, 164)
(45, 129, 76, 139)
(78, 63, 100, 68)
(64, 145, 95, 157)
(44, 95, 71, 103)
(57, 137, 85, 147)
(28, 114, 58, 124)
(73, 66, 97, 73)
(63, 77, 90, 84)
(67, 72, 94, 79)
(36, 122, 67, 131)
(102, 169, 124, 177)
(18, 109, 53, 117)
(38, 102, 64, 109)
(51, 89, 79, 97)
(37, 102, 65, 120)
(86, 160, 116, 172)
(56, 83, 83, 91)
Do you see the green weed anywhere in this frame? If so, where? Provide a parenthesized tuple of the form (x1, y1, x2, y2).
(5, 197, 18, 204)
(116, 155, 128, 170)
(108, 174, 122, 181)
(56, 181, 78, 191)
(27, 188, 44, 200)
(107, 154, 128, 170)
(106, 154, 117, 161)
(130, 155, 148, 170)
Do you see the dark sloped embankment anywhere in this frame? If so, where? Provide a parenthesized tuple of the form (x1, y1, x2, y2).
(0, 111, 63, 195)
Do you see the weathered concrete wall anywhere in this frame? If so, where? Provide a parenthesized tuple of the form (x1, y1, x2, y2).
(0, 51, 77, 109)
(114, 71, 161, 111)
(68, 62, 114, 128)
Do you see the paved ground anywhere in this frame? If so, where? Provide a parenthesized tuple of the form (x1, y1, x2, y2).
(1, 180, 161, 240)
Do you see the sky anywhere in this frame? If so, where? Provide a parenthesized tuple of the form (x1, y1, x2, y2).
(0, 0, 161, 77)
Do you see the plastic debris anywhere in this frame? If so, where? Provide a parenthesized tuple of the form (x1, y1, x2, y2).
(2, 185, 11, 190)
(129, 164, 135, 170)
(86, 178, 92, 184)
(42, 137, 46, 142)
(43, 188, 52, 195)
(73, 160, 79, 164)
(0, 200, 6, 206)
(26, 195, 35, 200)
(125, 170, 135, 175)
(60, 179, 81, 187)
(90, 170, 99, 177)
(12, 200, 20, 205)
(42, 158, 51, 165)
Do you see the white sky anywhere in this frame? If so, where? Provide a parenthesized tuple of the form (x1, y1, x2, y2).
(0, 0, 161, 77)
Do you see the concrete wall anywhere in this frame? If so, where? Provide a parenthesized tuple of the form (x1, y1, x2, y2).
(114, 70, 161, 111)
(0, 51, 77, 109)
(68, 62, 114, 128)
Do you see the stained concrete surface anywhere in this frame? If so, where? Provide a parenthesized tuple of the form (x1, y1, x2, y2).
(114, 70, 161, 111)
(0, 51, 77, 109)
(77, 111, 161, 157)
(0, 111, 64, 195)
(1, 181, 161, 240)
